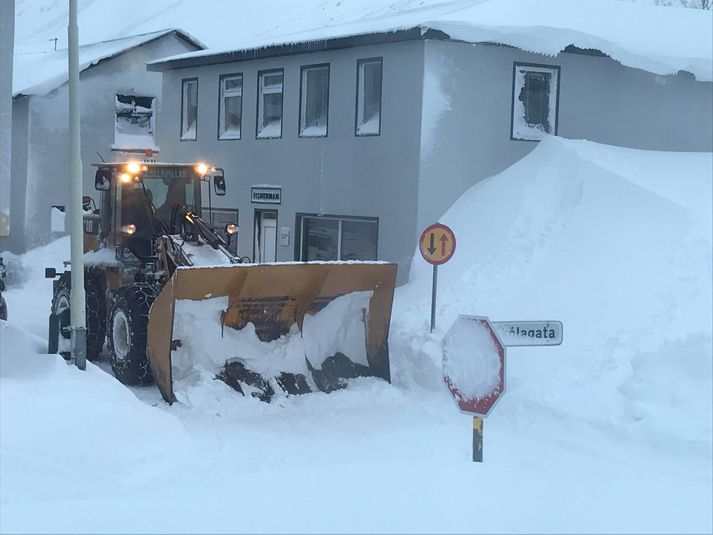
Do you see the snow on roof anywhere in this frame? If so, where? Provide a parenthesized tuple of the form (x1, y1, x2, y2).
(13, 29, 204, 97)
(149, 0, 713, 82)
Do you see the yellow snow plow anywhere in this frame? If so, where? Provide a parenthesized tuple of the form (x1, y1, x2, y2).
(46, 161, 397, 403)
(148, 263, 396, 403)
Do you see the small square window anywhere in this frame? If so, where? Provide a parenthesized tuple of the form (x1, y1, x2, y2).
(300, 64, 329, 137)
(257, 70, 283, 139)
(356, 58, 382, 136)
(218, 74, 242, 140)
(511, 63, 560, 141)
(181, 78, 198, 141)
(114, 94, 155, 150)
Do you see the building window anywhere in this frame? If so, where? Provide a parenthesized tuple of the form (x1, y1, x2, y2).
(298, 214, 378, 261)
(511, 63, 560, 141)
(114, 94, 155, 150)
(181, 78, 198, 140)
(299, 64, 329, 137)
(355, 58, 382, 136)
(218, 74, 242, 140)
(257, 69, 283, 139)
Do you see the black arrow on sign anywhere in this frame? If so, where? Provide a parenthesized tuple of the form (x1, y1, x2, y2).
(427, 233, 437, 254)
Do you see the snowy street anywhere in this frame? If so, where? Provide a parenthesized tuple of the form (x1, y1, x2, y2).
(1, 138, 711, 533)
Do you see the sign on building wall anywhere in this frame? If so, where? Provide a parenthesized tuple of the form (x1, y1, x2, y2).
(251, 186, 281, 204)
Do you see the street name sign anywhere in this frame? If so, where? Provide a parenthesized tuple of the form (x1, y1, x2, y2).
(491, 321, 563, 347)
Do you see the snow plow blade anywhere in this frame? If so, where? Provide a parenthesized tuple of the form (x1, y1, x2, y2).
(146, 263, 397, 404)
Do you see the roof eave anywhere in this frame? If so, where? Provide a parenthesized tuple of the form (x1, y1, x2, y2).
(148, 27, 445, 71)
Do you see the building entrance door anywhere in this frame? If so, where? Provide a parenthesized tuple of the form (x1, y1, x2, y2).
(254, 209, 277, 263)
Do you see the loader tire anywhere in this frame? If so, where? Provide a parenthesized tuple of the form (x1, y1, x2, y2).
(107, 283, 158, 386)
(50, 273, 106, 360)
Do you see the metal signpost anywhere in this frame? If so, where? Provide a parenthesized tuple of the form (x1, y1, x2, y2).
(419, 223, 456, 332)
(442, 316, 564, 462)
(442, 315, 505, 462)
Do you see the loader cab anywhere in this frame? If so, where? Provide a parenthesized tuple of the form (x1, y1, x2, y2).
(93, 162, 211, 258)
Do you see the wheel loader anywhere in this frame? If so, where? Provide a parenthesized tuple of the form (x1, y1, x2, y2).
(47, 160, 397, 403)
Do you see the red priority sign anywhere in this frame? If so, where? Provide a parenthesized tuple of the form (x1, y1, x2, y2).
(442, 316, 505, 417)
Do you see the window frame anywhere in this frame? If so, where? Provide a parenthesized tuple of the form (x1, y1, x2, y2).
(510, 62, 561, 142)
(294, 212, 379, 261)
(354, 57, 383, 137)
(217, 73, 243, 141)
(113, 93, 156, 151)
(256, 68, 284, 140)
(180, 77, 199, 142)
(298, 63, 330, 138)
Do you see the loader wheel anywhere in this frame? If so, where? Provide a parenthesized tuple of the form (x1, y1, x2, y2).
(50, 273, 106, 360)
(107, 283, 158, 386)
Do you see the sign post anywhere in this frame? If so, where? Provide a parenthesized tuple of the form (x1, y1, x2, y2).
(419, 223, 456, 332)
(442, 315, 505, 462)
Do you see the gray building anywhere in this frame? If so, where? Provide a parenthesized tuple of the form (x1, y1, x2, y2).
(0, 0, 14, 239)
(2, 29, 203, 253)
(147, 13, 711, 282)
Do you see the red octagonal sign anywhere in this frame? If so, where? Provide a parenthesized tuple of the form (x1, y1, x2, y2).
(442, 315, 505, 416)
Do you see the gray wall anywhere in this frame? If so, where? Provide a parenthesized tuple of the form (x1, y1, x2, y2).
(0, 0, 14, 239)
(417, 40, 713, 232)
(5, 33, 199, 252)
(157, 40, 425, 282)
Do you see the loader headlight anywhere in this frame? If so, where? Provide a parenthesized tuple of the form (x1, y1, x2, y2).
(119, 173, 132, 184)
(121, 224, 136, 235)
(126, 161, 141, 174)
(225, 223, 238, 235)
(196, 162, 209, 176)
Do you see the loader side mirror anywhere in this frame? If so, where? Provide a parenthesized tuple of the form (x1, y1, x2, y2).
(95, 169, 111, 191)
(213, 172, 226, 196)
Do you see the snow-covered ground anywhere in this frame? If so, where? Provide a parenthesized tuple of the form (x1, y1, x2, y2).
(1, 138, 711, 533)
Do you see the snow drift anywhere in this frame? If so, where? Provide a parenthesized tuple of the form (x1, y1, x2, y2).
(392, 136, 712, 446)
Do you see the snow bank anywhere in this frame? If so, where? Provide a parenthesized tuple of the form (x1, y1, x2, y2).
(1, 236, 69, 338)
(392, 136, 712, 447)
(0, 320, 193, 505)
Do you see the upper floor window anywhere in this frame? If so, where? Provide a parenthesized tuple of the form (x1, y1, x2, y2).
(299, 64, 329, 137)
(356, 58, 382, 136)
(511, 63, 560, 141)
(218, 74, 243, 140)
(181, 78, 198, 140)
(257, 69, 283, 139)
(114, 94, 155, 150)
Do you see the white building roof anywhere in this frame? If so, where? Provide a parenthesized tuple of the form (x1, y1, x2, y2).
(149, 0, 713, 82)
(13, 29, 204, 97)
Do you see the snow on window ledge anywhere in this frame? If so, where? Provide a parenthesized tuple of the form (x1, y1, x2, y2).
(218, 127, 241, 140)
(257, 121, 282, 139)
(356, 115, 380, 136)
(299, 125, 327, 138)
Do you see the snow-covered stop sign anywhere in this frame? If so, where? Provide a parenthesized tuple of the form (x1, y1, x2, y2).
(442, 315, 505, 416)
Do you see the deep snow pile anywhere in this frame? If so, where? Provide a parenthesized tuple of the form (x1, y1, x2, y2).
(1, 137, 711, 533)
(0, 320, 194, 505)
(392, 136, 712, 446)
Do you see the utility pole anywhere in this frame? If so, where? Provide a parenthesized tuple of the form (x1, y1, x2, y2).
(68, 0, 86, 370)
